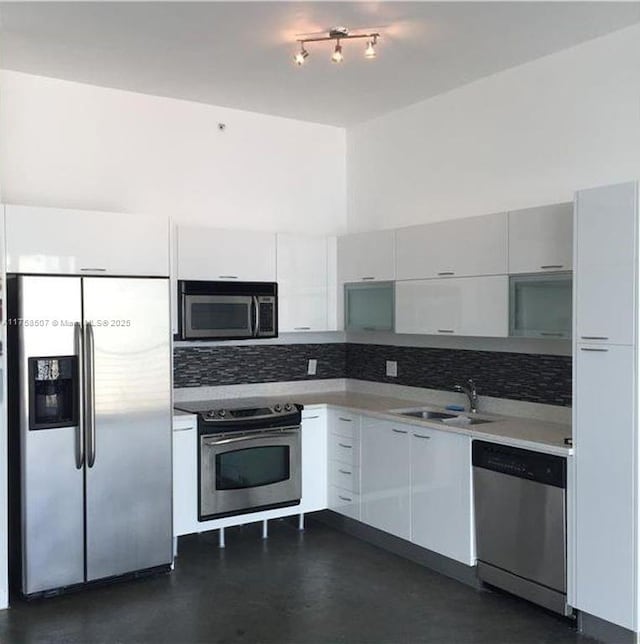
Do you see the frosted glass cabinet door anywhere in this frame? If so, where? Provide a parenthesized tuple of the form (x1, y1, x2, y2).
(360, 418, 411, 540)
(575, 183, 637, 345)
(575, 344, 635, 629)
(277, 234, 328, 332)
(345, 282, 394, 331)
(396, 212, 508, 280)
(508, 203, 573, 274)
(5, 206, 170, 276)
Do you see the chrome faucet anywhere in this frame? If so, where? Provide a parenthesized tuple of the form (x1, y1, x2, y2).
(454, 379, 479, 414)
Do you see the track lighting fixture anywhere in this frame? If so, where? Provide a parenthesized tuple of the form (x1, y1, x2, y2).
(293, 26, 380, 66)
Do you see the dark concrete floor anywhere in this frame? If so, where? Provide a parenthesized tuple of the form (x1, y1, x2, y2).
(0, 518, 592, 644)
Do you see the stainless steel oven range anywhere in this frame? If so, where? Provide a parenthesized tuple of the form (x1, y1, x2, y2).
(174, 400, 302, 520)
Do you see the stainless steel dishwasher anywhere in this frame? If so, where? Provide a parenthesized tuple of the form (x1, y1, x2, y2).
(472, 440, 570, 616)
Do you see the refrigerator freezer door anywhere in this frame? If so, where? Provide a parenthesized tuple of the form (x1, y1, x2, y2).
(17, 276, 85, 594)
(83, 278, 172, 581)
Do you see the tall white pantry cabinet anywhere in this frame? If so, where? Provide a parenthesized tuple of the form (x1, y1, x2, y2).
(573, 181, 639, 633)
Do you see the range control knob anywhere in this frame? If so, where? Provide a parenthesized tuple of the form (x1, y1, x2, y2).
(218, 409, 227, 418)
(284, 403, 293, 412)
(206, 410, 216, 419)
(274, 403, 283, 412)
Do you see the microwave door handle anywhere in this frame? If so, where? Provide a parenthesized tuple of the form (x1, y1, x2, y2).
(253, 296, 260, 337)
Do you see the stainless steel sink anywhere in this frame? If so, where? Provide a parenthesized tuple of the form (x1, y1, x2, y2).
(392, 407, 494, 426)
(399, 410, 458, 421)
(441, 416, 492, 426)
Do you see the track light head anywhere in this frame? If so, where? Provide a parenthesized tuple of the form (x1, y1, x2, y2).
(331, 41, 343, 63)
(365, 36, 377, 59)
(294, 45, 309, 66)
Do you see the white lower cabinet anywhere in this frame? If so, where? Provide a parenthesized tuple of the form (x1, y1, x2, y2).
(410, 428, 474, 565)
(327, 412, 361, 520)
(574, 344, 635, 629)
(172, 423, 198, 538)
(327, 411, 475, 566)
(300, 411, 328, 513)
(328, 487, 361, 521)
(360, 417, 411, 540)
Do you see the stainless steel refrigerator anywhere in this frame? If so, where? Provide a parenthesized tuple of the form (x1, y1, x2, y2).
(8, 275, 172, 597)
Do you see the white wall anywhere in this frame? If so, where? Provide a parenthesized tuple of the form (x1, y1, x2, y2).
(0, 71, 347, 235)
(347, 24, 640, 232)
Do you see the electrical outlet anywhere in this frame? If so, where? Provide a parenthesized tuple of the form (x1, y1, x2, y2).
(307, 359, 317, 376)
(386, 360, 398, 378)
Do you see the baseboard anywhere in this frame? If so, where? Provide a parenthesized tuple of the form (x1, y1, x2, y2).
(578, 611, 637, 644)
(313, 510, 480, 589)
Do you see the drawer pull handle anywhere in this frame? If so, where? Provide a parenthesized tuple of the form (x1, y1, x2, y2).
(437, 271, 455, 276)
(361, 276, 375, 281)
(414, 434, 431, 440)
(338, 443, 352, 449)
(540, 332, 564, 337)
(581, 336, 608, 340)
(338, 469, 352, 475)
(338, 417, 353, 422)
(294, 327, 311, 331)
(437, 329, 455, 334)
(219, 275, 238, 279)
(580, 347, 609, 352)
(80, 267, 107, 272)
(540, 265, 563, 270)
(392, 428, 408, 434)
(303, 415, 320, 420)
(338, 495, 352, 502)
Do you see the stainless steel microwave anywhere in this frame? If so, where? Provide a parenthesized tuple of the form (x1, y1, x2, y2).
(178, 281, 278, 340)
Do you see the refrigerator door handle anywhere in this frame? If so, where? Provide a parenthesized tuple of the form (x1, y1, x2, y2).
(252, 296, 260, 338)
(85, 321, 97, 468)
(74, 322, 85, 469)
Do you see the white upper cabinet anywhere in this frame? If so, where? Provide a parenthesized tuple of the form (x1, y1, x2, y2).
(508, 203, 573, 274)
(395, 275, 508, 337)
(5, 205, 170, 276)
(395, 213, 507, 280)
(177, 225, 276, 282)
(337, 230, 395, 283)
(575, 183, 637, 345)
(277, 234, 329, 332)
(360, 417, 411, 540)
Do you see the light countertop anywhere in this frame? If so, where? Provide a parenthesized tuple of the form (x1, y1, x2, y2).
(173, 391, 572, 457)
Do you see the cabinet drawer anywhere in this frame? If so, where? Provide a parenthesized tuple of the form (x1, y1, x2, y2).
(329, 433, 360, 466)
(329, 486, 361, 521)
(329, 410, 360, 439)
(329, 461, 360, 493)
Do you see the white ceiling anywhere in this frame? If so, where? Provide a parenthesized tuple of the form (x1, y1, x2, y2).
(1, 2, 639, 126)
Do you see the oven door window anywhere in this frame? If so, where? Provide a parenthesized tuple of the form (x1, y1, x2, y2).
(216, 446, 290, 490)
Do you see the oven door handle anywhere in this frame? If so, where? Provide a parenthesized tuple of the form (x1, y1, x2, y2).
(202, 429, 300, 447)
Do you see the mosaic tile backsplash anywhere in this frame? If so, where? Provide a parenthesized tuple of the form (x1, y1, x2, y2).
(174, 343, 572, 407)
(174, 344, 346, 388)
(345, 344, 572, 407)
